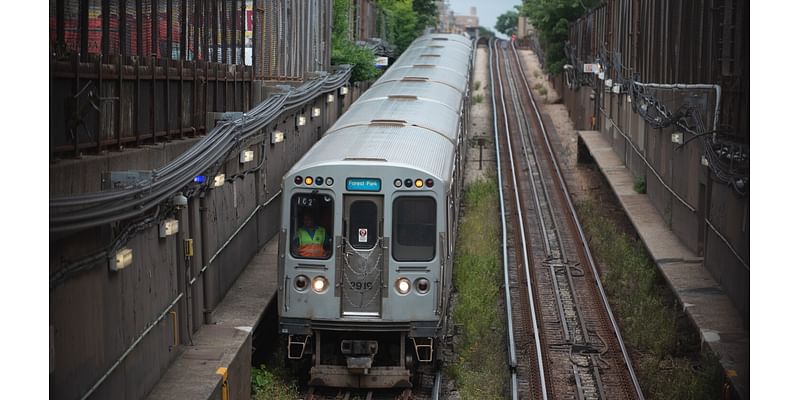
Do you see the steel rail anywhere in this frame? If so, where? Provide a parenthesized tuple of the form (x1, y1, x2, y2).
(510, 41, 645, 400)
(488, 40, 519, 400)
(503, 42, 598, 400)
(493, 39, 548, 400)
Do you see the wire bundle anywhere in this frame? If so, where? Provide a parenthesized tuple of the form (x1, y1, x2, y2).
(50, 67, 352, 234)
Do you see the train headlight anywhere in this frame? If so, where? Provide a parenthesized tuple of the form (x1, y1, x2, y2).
(396, 278, 411, 295)
(414, 179, 424, 188)
(312, 276, 328, 293)
(294, 275, 309, 291)
(415, 278, 430, 294)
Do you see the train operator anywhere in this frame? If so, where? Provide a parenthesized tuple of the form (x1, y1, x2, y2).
(293, 211, 330, 258)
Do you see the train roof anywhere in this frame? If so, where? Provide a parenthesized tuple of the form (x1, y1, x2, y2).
(286, 33, 472, 182)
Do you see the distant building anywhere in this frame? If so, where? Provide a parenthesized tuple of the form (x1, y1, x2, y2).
(517, 15, 535, 38)
(434, 1, 478, 34)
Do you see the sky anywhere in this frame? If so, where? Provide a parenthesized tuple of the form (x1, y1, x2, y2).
(448, 0, 523, 39)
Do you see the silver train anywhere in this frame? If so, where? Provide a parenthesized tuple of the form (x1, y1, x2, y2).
(278, 33, 473, 389)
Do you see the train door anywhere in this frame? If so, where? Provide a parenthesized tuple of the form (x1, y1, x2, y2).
(341, 195, 384, 317)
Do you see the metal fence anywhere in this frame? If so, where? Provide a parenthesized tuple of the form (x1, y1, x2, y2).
(49, 0, 341, 158)
(252, 0, 332, 80)
(560, 0, 749, 317)
(566, 0, 748, 141)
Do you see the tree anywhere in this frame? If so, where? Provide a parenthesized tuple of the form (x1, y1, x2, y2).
(495, 9, 519, 37)
(521, 0, 598, 75)
(332, 0, 380, 82)
(477, 26, 497, 39)
(379, 0, 419, 54)
(412, 0, 438, 33)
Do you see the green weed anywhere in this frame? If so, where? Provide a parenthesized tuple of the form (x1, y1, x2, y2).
(576, 200, 723, 399)
(449, 179, 506, 399)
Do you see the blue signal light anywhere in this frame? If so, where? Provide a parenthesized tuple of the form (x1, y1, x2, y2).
(193, 175, 207, 184)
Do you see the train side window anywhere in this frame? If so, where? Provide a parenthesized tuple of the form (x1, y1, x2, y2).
(290, 193, 334, 259)
(392, 197, 436, 261)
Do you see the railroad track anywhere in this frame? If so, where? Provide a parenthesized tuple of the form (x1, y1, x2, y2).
(490, 39, 644, 400)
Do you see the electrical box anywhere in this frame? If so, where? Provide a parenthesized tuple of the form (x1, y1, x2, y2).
(159, 219, 179, 238)
(101, 170, 153, 190)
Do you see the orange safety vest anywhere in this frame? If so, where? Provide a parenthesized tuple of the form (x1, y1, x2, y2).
(296, 227, 327, 257)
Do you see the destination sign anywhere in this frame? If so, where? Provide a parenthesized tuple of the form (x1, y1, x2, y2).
(346, 178, 381, 192)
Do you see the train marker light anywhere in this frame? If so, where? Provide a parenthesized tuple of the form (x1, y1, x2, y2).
(312, 276, 328, 293)
(295, 275, 309, 291)
(415, 278, 430, 294)
(111, 248, 133, 272)
(297, 115, 307, 126)
(325, 177, 334, 186)
(312, 107, 321, 118)
(414, 179, 424, 188)
(294, 176, 303, 185)
(315, 177, 323, 185)
(394, 179, 403, 188)
(271, 130, 285, 144)
(404, 179, 413, 188)
(213, 174, 226, 188)
(425, 179, 434, 188)
(305, 176, 314, 185)
(396, 278, 411, 295)
(240, 149, 254, 164)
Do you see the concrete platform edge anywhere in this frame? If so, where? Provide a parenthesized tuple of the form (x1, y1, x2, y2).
(145, 235, 280, 400)
(577, 130, 749, 399)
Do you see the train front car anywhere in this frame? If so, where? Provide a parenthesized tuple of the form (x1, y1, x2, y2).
(278, 33, 472, 389)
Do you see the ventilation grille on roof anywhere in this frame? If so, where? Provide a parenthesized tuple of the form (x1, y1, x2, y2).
(370, 119, 406, 126)
(388, 95, 418, 101)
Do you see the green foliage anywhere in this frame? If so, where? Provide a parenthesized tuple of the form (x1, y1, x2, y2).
(378, 0, 420, 55)
(634, 176, 647, 194)
(450, 179, 506, 398)
(251, 364, 297, 400)
(331, 40, 381, 82)
(576, 201, 724, 399)
(521, 0, 599, 75)
(495, 9, 519, 37)
(477, 26, 497, 39)
(412, 0, 438, 33)
(472, 93, 484, 104)
(474, 81, 481, 91)
(332, 0, 379, 82)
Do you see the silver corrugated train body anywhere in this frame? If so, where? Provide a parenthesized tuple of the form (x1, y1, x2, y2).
(278, 33, 473, 389)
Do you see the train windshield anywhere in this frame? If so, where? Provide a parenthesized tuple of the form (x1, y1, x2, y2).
(290, 193, 334, 259)
(392, 197, 436, 261)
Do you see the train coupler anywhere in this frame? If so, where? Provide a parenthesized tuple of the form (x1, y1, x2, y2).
(341, 339, 378, 374)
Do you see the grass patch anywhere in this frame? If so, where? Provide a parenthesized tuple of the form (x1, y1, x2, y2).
(634, 175, 646, 194)
(449, 178, 506, 399)
(474, 81, 481, 91)
(251, 363, 298, 400)
(472, 93, 484, 104)
(576, 200, 723, 399)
